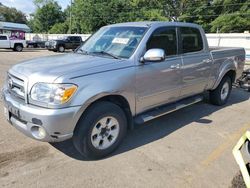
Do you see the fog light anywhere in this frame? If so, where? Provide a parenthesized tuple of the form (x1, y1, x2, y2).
(31, 126, 47, 139)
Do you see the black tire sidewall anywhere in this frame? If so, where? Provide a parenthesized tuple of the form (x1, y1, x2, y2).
(73, 102, 127, 159)
(210, 76, 232, 105)
(15, 45, 23, 52)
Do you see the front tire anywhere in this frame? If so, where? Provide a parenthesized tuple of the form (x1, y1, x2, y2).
(58, 45, 65, 52)
(210, 76, 232, 106)
(73, 101, 127, 159)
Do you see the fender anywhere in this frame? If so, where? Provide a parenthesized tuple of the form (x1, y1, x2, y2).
(72, 91, 134, 131)
(211, 59, 236, 90)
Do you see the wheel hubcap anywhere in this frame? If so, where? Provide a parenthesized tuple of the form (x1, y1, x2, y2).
(221, 82, 230, 101)
(91, 116, 120, 150)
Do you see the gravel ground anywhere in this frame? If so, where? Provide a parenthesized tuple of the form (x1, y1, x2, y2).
(0, 49, 250, 188)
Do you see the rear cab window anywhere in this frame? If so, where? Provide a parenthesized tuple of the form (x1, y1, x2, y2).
(179, 27, 203, 54)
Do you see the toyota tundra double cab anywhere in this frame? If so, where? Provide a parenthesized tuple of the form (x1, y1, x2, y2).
(2, 22, 245, 159)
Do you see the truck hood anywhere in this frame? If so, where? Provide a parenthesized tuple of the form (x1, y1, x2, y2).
(10, 53, 130, 83)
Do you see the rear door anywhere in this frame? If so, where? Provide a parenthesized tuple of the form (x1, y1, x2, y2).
(136, 26, 182, 113)
(0, 36, 10, 48)
(179, 27, 211, 98)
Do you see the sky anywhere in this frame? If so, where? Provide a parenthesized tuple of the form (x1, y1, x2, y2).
(0, 0, 69, 14)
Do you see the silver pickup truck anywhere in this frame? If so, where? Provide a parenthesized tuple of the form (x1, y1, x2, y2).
(2, 22, 245, 159)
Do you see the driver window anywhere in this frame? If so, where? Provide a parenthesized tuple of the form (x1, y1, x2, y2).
(147, 27, 177, 56)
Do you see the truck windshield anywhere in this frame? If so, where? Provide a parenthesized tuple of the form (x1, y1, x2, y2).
(77, 26, 147, 59)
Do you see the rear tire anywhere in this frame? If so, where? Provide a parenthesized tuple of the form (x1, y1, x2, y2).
(14, 44, 23, 52)
(73, 101, 127, 159)
(210, 76, 232, 106)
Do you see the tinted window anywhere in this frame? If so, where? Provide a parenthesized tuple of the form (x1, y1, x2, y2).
(74, 37, 81, 42)
(147, 27, 177, 56)
(0, 36, 7, 40)
(180, 27, 203, 53)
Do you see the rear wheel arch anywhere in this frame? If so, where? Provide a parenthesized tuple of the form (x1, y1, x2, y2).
(224, 70, 236, 83)
(213, 69, 236, 90)
(14, 43, 24, 48)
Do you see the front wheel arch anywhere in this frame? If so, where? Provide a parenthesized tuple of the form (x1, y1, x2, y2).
(73, 95, 134, 134)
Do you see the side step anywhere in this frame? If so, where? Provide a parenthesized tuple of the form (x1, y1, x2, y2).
(134, 95, 203, 124)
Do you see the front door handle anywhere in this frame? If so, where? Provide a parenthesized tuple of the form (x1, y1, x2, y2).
(170, 64, 180, 69)
(202, 59, 212, 63)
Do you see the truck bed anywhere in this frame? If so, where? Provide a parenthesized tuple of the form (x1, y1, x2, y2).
(209, 46, 245, 59)
(209, 46, 245, 80)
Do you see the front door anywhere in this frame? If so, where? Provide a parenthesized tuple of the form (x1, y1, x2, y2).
(136, 27, 182, 113)
(0, 36, 9, 48)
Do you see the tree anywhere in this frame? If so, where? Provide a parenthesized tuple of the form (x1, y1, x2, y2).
(0, 5, 27, 23)
(210, 0, 250, 32)
(29, 0, 65, 33)
(28, 0, 250, 33)
(178, 0, 215, 32)
(71, 0, 167, 33)
(49, 22, 69, 33)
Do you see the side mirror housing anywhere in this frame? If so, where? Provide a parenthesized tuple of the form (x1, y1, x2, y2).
(141, 48, 165, 63)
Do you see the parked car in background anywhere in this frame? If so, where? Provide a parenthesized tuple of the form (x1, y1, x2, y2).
(2, 22, 245, 159)
(45, 36, 82, 52)
(0, 34, 26, 52)
(26, 40, 46, 48)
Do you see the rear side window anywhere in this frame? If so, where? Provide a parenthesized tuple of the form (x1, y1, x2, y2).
(147, 27, 177, 56)
(180, 27, 203, 53)
(0, 36, 7, 40)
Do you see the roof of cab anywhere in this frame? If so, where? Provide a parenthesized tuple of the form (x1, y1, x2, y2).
(108, 21, 201, 28)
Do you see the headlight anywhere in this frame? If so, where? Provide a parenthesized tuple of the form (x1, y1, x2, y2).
(52, 41, 57, 45)
(30, 83, 77, 105)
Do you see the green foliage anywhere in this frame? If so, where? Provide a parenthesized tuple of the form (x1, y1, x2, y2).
(49, 22, 69, 33)
(0, 5, 27, 23)
(28, 0, 250, 33)
(210, 0, 250, 32)
(29, 0, 65, 33)
(70, 0, 167, 33)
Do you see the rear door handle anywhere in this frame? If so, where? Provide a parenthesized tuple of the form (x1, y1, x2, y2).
(170, 64, 180, 69)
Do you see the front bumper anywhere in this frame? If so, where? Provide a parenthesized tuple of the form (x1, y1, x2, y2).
(2, 88, 81, 142)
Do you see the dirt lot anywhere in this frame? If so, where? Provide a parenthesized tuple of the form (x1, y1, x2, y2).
(0, 49, 250, 188)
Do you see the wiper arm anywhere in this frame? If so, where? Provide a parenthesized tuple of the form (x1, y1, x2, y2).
(91, 51, 120, 59)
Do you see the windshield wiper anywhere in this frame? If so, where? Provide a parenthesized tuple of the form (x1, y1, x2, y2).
(91, 51, 120, 59)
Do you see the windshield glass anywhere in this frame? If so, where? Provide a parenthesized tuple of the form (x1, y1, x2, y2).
(77, 26, 147, 59)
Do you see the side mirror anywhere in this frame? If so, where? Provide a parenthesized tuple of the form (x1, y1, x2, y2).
(141, 48, 165, 63)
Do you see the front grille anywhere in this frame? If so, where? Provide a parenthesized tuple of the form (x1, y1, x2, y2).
(7, 74, 25, 100)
